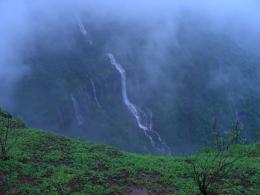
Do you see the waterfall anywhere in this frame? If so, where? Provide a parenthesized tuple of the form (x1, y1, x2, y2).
(90, 79, 102, 108)
(107, 53, 171, 154)
(70, 95, 84, 126)
(75, 15, 93, 45)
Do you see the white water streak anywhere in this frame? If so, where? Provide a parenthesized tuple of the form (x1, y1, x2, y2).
(71, 95, 84, 125)
(107, 53, 171, 154)
(75, 15, 93, 45)
(90, 79, 102, 108)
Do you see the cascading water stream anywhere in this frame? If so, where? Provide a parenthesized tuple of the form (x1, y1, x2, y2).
(229, 93, 239, 121)
(71, 95, 84, 126)
(75, 15, 93, 45)
(90, 79, 102, 108)
(107, 53, 171, 154)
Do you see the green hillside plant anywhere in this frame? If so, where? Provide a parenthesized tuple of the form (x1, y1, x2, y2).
(0, 111, 13, 160)
(0, 108, 25, 160)
(190, 120, 247, 194)
(190, 151, 239, 195)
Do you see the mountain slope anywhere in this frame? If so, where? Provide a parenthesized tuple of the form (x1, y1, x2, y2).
(5, 20, 259, 155)
(1, 127, 259, 194)
(1, 9, 260, 155)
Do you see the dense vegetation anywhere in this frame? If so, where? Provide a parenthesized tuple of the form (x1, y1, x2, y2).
(0, 110, 259, 194)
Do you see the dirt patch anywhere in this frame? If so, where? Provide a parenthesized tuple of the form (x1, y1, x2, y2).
(106, 149, 123, 158)
(26, 135, 71, 153)
(67, 176, 84, 193)
(92, 161, 109, 171)
(49, 158, 73, 166)
(109, 169, 176, 194)
(19, 175, 34, 184)
(184, 159, 195, 164)
(86, 145, 123, 158)
(129, 188, 149, 195)
(20, 158, 30, 164)
(85, 172, 104, 185)
(23, 156, 73, 166)
(108, 170, 131, 186)
(136, 171, 176, 194)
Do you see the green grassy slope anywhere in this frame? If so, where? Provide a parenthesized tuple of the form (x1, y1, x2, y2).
(0, 128, 259, 194)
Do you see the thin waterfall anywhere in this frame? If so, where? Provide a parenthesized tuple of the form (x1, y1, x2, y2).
(75, 14, 93, 45)
(107, 53, 171, 154)
(149, 111, 153, 133)
(90, 79, 102, 108)
(70, 95, 84, 126)
(228, 92, 239, 121)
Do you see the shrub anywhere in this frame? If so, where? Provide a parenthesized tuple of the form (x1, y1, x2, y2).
(190, 152, 238, 195)
(212, 119, 245, 152)
(0, 109, 23, 160)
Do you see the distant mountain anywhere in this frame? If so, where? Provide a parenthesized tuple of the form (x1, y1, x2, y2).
(2, 13, 260, 155)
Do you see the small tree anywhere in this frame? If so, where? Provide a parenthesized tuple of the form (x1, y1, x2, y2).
(0, 111, 13, 160)
(190, 119, 244, 194)
(226, 120, 245, 147)
(212, 118, 224, 152)
(191, 152, 238, 195)
(211, 119, 244, 152)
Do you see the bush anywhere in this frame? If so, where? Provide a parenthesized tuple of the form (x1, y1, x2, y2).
(0, 109, 24, 160)
(212, 119, 245, 152)
(190, 152, 238, 195)
(0, 113, 13, 160)
(191, 119, 244, 194)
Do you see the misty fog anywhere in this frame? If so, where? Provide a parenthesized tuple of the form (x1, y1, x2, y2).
(0, 0, 260, 154)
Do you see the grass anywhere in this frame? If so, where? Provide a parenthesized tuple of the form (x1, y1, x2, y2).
(0, 128, 259, 194)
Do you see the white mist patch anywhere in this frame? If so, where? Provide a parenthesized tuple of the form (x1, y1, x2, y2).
(107, 53, 171, 154)
(70, 95, 84, 126)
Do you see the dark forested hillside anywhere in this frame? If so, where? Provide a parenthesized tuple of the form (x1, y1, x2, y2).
(1, 2, 260, 155)
(4, 19, 259, 155)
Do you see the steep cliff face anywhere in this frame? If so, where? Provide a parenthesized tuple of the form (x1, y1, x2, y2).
(2, 13, 260, 155)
